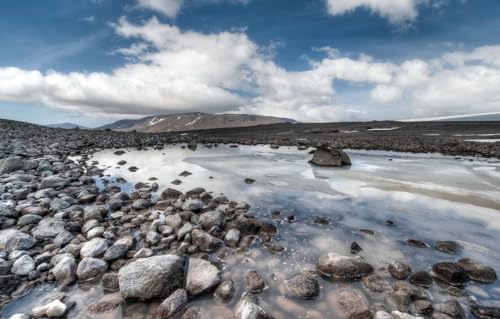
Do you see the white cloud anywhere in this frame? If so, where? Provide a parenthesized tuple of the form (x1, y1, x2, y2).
(136, 0, 183, 18)
(325, 0, 448, 25)
(0, 17, 500, 122)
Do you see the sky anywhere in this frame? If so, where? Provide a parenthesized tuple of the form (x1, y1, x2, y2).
(0, 0, 500, 127)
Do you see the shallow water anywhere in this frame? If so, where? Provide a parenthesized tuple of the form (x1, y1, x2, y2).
(4, 145, 500, 318)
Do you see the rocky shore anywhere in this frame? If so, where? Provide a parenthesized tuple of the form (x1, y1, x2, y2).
(0, 118, 499, 319)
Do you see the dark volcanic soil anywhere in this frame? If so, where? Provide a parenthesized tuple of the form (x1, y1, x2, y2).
(3, 118, 498, 159)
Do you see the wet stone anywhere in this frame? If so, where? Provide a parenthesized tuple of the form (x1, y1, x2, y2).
(335, 290, 372, 319)
(409, 271, 433, 289)
(388, 262, 412, 280)
(245, 270, 266, 293)
(456, 258, 497, 284)
(284, 274, 320, 300)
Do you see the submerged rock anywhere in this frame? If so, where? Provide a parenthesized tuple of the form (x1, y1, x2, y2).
(309, 147, 351, 167)
(334, 290, 372, 319)
(456, 258, 497, 284)
(32, 299, 67, 318)
(156, 289, 188, 319)
(432, 262, 469, 286)
(388, 262, 412, 280)
(317, 253, 373, 280)
(234, 294, 274, 319)
(214, 279, 235, 302)
(245, 270, 266, 293)
(409, 271, 433, 289)
(470, 302, 500, 319)
(284, 274, 320, 300)
(118, 255, 185, 300)
(435, 241, 461, 254)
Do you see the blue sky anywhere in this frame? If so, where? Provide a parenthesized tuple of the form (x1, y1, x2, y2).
(1, 0, 500, 126)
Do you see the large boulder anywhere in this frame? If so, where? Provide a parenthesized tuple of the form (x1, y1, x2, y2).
(185, 258, 221, 296)
(118, 255, 185, 300)
(0, 157, 37, 174)
(0, 229, 35, 252)
(309, 147, 351, 167)
(31, 218, 66, 240)
(317, 253, 373, 280)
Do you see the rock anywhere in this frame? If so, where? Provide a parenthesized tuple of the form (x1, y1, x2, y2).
(182, 199, 203, 212)
(132, 198, 150, 210)
(191, 229, 222, 252)
(161, 188, 183, 200)
(245, 270, 266, 293)
(225, 229, 241, 247)
(156, 289, 188, 319)
(234, 294, 274, 319)
(391, 311, 424, 319)
(284, 274, 320, 300)
(104, 236, 133, 261)
(0, 200, 16, 217)
(457, 258, 497, 284)
(214, 279, 235, 302)
(407, 239, 429, 248)
(32, 299, 67, 318)
(351, 241, 363, 254)
(375, 311, 393, 319)
(409, 271, 433, 288)
(244, 178, 256, 184)
(435, 241, 460, 254)
(182, 307, 203, 319)
(437, 300, 465, 319)
(146, 231, 161, 245)
(0, 258, 10, 275)
(17, 214, 42, 226)
(165, 214, 183, 229)
(432, 262, 469, 286)
(80, 237, 109, 258)
(411, 300, 433, 316)
(39, 176, 69, 190)
(363, 274, 392, 293)
(0, 157, 36, 174)
(52, 255, 76, 285)
(388, 262, 412, 280)
(118, 255, 185, 300)
(317, 253, 374, 280)
(199, 211, 224, 231)
(102, 272, 120, 292)
(335, 290, 372, 319)
(76, 257, 108, 281)
(11, 255, 35, 276)
(309, 147, 351, 167)
(470, 302, 500, 319)
(86, 293, 123, 314)
(0, 229, 35, 252)
(53, 231, 74, 247)
(133, 247, 153, 258)
(185, 258, 221, 296)
(31, 218, 66, 239)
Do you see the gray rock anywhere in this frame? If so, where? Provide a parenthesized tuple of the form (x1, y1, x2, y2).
(437, 300, 465, 319)
(161, 188, 182, 200)
(245, 270, 266, 293)
(80, 237, 109, 258)
(182, 199, 203, 212)
(0, 200, 16, 217)
(392, 311, 423, 319)
(132, 198, 151, 210)
(52, 255, 76, 285)
(435, 241, 460, 254)
(31, 218, 66, 239)
(334, 290, 372, 319)
(11, 254, 35, 276)
(32, 299, 67, 318)
(309, 147, 351, 167)
(214, 279, 235, 302)
(185, 258, 221, 296)
(0, 229, 35, 252)
(470, 302, 500, 319)
(146, 231, 160, 245)
(362, 274, 393, 293)
(156, 289, 188, 319)
(133, 247, 153, 258)
(104, 236, 133, 261)
(177, 222, 193, 240)
(409, 271, 433, 288)
(102, 272, 120, 292)
(388, 261, 412, 280)
(0, 157, 37, 174)
(118, 255, 185, 300)
(199, 211, 224, 231)
(317, 253, 374, 280)
(17, 214, 42, 226)
(39, 176, 69, 190)
(457, 258, 497, 284)
(165, 214, 183, 229)
(87, 226, 105, 239)
(82, 219, 100, 234)
(284, 274, 320, 300)
(76, 257, 108, 281)
(234, 294, 274, 319)
(54, 231, 74, 247)
(191, 229, 222, 252)
(432, 262, 469, 286)
(224, 229, 241, 247)
(181, 307, 203, 319)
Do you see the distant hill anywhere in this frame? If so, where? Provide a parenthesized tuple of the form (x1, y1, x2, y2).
(97, 113, 296, 133)
(46, 123, 87, 129)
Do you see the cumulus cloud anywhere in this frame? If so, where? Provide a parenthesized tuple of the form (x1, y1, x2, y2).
(325, 0, 448, 25)
(0, 17, 499, 122)
(136, 0, 251, 18)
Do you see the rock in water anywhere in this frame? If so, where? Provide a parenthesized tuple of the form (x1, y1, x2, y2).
(284, 274, 320, 300)
(335, 290, 372, 319)
(214, 280, 235, 302)
(52, 255, 77, 285)
(432, 262, 469, 286)
(185, 258, 221, 296)
(156, 289, 188, 319)
(234, 294, 274, 319)
(456, 258, 497, 284)
(118, 255, 185, 300)
(388, 261, 412, 280)
(245, 270, 266, 293)
(317, 253, 373, 280)
(309, 147, 351, 167)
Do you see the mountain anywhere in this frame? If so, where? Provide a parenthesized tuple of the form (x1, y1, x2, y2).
(46, 123, 87, 129)
(97, 113, 296, 133)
